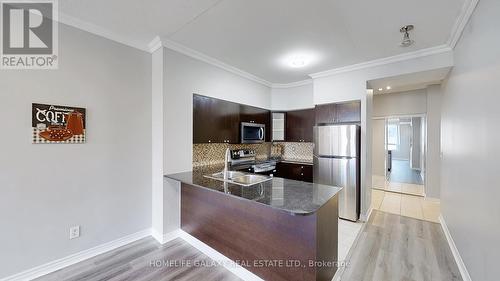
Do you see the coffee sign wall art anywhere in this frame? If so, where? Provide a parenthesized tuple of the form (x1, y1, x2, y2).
(32, 103, 86, 144)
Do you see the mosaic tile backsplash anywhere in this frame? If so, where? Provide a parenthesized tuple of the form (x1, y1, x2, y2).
(193, 142, 313, 167)
(279, 142, 314, 163)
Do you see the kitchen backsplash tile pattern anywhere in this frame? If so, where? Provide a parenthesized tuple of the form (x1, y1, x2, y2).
(279, 142, 314, 163)
(193, 142, 313, 167)
(193, 143, 270, 167)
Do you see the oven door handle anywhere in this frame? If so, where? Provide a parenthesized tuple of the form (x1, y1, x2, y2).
(259, 127, 264, 140)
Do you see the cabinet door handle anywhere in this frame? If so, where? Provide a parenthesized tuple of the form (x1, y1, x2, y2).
(300, 173, 304, 176)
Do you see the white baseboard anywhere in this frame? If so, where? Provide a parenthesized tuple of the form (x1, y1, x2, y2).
(334, 213, 369, 281)
(179, 230, 264, 281)
(359, 207, 373, 222)
(424, 196, 440, 203)
(151, 228, 183, 244)
(151, 228, 164, 244)
(438, 215, 472, 281)
(2, 228, 152, 281)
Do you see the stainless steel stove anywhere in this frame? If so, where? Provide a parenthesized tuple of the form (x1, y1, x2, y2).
(230, 149, 277, 175)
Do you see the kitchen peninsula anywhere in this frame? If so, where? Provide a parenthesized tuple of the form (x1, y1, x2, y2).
(165, 167, 342, 281)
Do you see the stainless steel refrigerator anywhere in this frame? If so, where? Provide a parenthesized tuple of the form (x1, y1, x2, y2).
(313, 125, 360, 221)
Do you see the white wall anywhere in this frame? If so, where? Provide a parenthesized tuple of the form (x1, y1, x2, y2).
(426, 84, 441, 198)
(151, 47, 165, 240)
(153, 47, 272, 237)
(0, 24, 152, 278)
(440, 0, 500, 280)
(163, 47, 271, 174)
(373, 89, 427, 117)
(271, 83, 314, 110)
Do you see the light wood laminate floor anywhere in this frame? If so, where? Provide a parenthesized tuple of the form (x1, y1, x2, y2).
(341, 210, 462, 281)
(35, 238, 241, 281)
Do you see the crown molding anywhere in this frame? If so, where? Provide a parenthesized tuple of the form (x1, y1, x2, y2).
(159, 37, 273, 87)
(309, 44, 452, 79)
(271, 79, 312, 89)
(447, 0, 479, 48)
(56, 1, 478, 86)
(148, 36, 163, 53)
(58, 12, 149, 52)
(157, 36, 314, 89)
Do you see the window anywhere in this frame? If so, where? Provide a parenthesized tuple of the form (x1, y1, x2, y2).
(387, 123, 400, 151)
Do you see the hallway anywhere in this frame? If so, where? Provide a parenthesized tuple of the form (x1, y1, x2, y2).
(389, 159, 423, 185)
(373, 159, 425, 197)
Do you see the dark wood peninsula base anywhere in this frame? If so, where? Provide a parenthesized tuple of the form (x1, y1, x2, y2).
(181, 183, 339, 281)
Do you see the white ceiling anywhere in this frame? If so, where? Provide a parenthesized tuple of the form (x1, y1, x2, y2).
(59, 0, 466, 84)
(367, 67, 452, 94)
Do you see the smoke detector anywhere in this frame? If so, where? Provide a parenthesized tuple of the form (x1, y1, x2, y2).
(400, 25, 415, 47)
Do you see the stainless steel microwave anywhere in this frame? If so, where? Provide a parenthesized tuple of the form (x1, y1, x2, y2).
(241, 122, 265, 143)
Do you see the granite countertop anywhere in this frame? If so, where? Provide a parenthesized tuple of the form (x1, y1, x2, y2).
(165, 165, 341, 216)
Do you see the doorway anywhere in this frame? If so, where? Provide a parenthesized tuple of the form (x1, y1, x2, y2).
(372, 115, 426, 197)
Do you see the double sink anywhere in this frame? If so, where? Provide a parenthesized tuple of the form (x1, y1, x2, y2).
(204, 171, 272, 186)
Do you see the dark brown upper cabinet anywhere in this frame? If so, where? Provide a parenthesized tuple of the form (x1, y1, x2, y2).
(240, 105, 271, 141)
(193, 94, 270, 144)
(219, 100, 241, 143)
(193, 94, 240, 144)
(285, 108, 315, 142)
(193, 95, 216, 143)
(315, 101, 361, 124)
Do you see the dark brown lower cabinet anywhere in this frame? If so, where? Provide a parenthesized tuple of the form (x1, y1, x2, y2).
(181, 183, 338, 281)
(275, 162, 313, 182)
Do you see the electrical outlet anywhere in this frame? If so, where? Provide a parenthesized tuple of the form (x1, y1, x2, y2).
(69, 226, 80, 239)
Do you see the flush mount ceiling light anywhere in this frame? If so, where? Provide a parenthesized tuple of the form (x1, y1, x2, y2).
(280, 51, 319, 69)
(400, 25, 415, 47)
(386, 86, 392, 90)
(378, 88, 383, 91)
(289, 55, 308, 68)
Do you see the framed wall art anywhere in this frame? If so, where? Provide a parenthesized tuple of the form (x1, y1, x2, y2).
(32, 103, 86, 144)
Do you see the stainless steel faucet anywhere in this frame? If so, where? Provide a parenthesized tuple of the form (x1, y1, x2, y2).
(223, 148, 231, 180)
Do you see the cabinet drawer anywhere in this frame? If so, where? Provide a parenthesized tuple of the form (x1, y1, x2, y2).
(276, 162, 313, 183)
